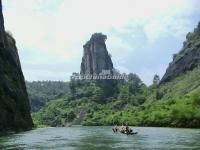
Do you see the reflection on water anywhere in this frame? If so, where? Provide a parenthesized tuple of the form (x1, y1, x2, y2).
(0, 127, 200, 150)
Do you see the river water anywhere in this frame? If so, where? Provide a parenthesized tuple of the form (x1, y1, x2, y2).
(0, 127, 200, 150)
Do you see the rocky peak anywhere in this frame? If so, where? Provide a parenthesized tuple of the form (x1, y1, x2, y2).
(80, 33, 113, 75)
(160, 22, 200, 84)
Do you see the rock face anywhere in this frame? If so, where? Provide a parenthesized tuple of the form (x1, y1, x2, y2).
(160, 22, 200, 84)
(80, 33, 113, 75)
(0, 0, 33, 132)
(0, 0, 6, 48)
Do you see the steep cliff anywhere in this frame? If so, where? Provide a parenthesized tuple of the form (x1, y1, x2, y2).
(80, 33, 113, 75)
(160, 22, 200, 83)
(0, 0, 6, 48)
(0, 0, 33, 132)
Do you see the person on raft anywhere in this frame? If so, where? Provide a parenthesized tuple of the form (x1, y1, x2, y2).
(113, 123, 135, 135)
(120, 124, 125, 132)
(125, 124, 133, 134)
(119, 123, 133, 134)
(112, 124, 119, 132)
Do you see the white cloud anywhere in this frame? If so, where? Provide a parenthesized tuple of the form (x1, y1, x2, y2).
(115, 66, 130, 74)
(106, 36, 134, 62)
(2, 0, 199, 83)
(137, 66, 166, 85)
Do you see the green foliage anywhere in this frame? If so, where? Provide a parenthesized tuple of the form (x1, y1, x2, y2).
(153, 74, 160, 85)
(32, 97, 78, 127)
(26, 81, 70, 112)
(83, 68, 200, 128)
(32, 68, 200, 128)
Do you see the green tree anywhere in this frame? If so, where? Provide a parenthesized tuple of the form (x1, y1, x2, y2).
(153, 74, 160, 85)
(128, 73, 143, 94)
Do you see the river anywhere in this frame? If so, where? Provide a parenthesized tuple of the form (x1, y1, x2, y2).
(0, 127, 200, 150)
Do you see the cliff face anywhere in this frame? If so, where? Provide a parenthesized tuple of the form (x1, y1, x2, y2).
(160, 22, 200, 83)
(80, 33, 113, 75)
(0, 0, 33, 132)
(0, 0, 6, 48)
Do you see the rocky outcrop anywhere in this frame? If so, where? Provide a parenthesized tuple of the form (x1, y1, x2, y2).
(80, 33, 113, 75)
(160, 22, 200, 84)
(0, 0, 6, 48)
(0, 0, 33, 132)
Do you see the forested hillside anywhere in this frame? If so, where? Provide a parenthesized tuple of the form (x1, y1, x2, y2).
(26, 81, 69, 112)
(32, 68, 200, 128)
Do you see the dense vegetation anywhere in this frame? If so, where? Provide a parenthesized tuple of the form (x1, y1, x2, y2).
(32, 74, 147, 126)
(26, 81, 69, 112)
(83, 68, 200, 127)
(32, 68, 200, 128)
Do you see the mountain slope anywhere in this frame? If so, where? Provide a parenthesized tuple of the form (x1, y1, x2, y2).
(26, 81, 70, 112)
(33, 68, 200, 128)
(161, 22, 200, 83)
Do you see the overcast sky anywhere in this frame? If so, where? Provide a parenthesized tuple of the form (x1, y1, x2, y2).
(2, 0, 200, 85)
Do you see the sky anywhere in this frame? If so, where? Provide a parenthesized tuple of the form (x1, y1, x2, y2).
(2, 0, 200, 85)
